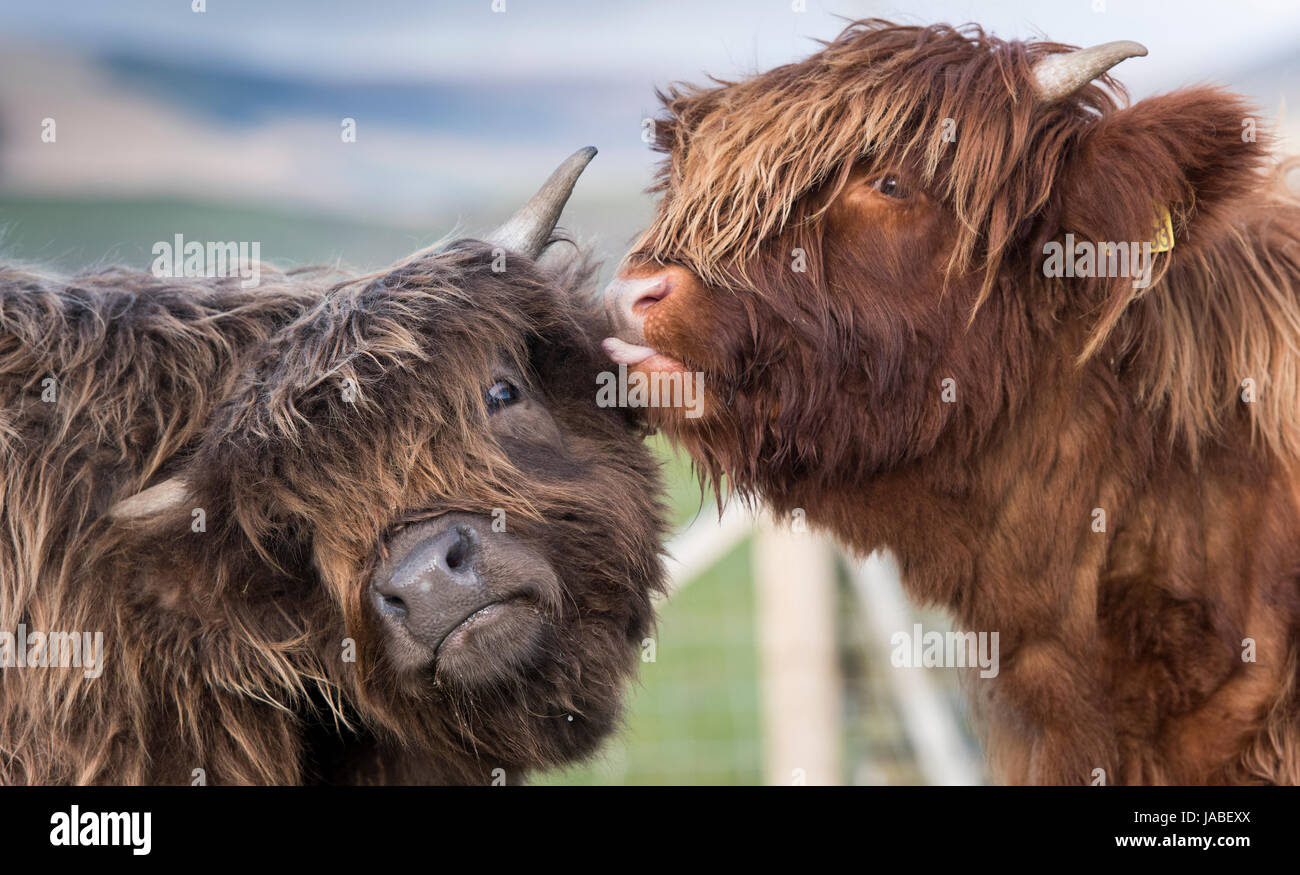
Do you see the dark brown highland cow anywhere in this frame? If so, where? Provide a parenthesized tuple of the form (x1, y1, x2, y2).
(0, 149, 666, 784)
(606, 20, 1300, 784)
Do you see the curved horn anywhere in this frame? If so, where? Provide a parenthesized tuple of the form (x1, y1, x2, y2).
(485, 146, 597, 259)
(1032, 40, 1147, 103)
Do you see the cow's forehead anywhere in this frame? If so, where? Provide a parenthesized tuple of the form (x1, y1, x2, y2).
(633, 20, 1118, 287)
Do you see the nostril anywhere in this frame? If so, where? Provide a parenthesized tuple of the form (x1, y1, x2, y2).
(377, 591, 408, 620)
(445, 528, 470, 571)
(631, 276, 672, 314)
(370, 521, 481, 631)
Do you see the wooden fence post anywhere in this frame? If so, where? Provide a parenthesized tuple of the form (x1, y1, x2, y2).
(752, 518, 842, 785)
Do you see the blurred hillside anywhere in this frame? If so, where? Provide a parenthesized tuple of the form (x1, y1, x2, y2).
(2, 0, 1297, 279)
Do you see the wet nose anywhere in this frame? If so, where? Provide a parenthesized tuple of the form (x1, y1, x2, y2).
(370, 522, 485, 650)
(603, 270, 674, 344)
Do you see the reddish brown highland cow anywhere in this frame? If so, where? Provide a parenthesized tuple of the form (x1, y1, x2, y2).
(1, 150, 666, 784)
(606, 20, 1300, 784)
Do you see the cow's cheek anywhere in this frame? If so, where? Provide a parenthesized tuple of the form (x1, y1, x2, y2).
(825, 203, 954, 319)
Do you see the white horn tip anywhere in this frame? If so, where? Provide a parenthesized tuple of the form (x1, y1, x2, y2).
(1033, 39, 1148, 103)
(1111, 39, 1149, 60)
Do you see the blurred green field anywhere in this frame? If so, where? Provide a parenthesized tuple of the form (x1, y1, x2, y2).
(0, 194, 432, 274)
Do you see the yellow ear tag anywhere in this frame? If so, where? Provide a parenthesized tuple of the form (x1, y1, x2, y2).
(1150, 207, 1174, 253)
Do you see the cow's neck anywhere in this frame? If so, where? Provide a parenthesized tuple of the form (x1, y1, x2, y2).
(781, 352, 1136, 626)
(774, 350, 1295, 783)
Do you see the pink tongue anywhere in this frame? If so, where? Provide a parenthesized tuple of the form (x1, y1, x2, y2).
(602, 337, 656, 366)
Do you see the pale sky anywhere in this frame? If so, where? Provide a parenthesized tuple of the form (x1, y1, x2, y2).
(0, 0, 1296, 95)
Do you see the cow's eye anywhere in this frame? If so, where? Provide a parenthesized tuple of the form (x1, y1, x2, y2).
(485, 379, 521, 412)
(873, 174, 910, 199)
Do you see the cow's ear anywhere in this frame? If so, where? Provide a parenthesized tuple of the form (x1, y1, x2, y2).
(1058, 87, 1268, 246)
(107, 478, 191, 523)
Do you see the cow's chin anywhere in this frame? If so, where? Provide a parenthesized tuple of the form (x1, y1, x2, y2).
(372, 597, 553, 693)
(639, 397, 699, 434)
(429, 597, 548, 688)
